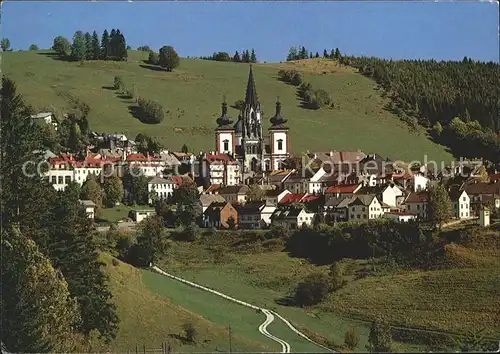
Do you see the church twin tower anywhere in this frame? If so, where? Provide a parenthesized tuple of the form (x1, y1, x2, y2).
(215, 65, 290, 173)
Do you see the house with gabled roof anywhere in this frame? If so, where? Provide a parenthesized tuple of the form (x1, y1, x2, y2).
(463, 181, 500, 214)
(403, 191, 429, 219)
(200, 194, 226, 213)
(325, 183, 362, 202)
(347, 194, 384, 221)
(264, 189, 291, 206)
(218, 185, 250, 204)
(355, 184, 404, 208)
(271, 207, 316, 229)
(448, 186, 471, 219)
(202, 201, 238, 229)
(237, 201, 268, 229)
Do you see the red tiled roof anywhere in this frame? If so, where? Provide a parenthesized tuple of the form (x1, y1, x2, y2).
(302, 195, 320, 203)
(49, 154, 121, 168)
(126, 153, 162, 162)
(171, 175, 192, 186)
(205, 184, 221, 193)
(279, 193, 307, 204)
(405, 192, 429, 203)
(464, 182, 500, 195)
(326, 184, 360, 194)
(489, 173, 500, 182)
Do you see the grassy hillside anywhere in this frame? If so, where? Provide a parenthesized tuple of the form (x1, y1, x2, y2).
(4, 50, 453, 162)
(100, 253, 275, 352)
(157, 232, 500, 349)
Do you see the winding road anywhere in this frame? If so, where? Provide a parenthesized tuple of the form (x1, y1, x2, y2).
(151, 265, 334, 353)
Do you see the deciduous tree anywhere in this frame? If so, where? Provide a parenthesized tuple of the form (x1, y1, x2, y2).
(428, 183, 452, 229)
(1, 37, 11, 51)
(158, 45, 180, 72)
(71, 31, 87, 61)
(103, 175, 124, 206)
(29, 44, 39, 51)
(367, 317, 392, 352)
(52, 36, 71, 56)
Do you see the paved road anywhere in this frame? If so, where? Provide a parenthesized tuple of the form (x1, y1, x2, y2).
(151, 265, 334, 353)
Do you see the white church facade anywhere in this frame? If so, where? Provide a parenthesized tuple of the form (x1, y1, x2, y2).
(214, 65, 290, 175)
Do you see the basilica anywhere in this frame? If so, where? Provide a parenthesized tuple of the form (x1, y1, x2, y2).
(215, 65, 290, 174)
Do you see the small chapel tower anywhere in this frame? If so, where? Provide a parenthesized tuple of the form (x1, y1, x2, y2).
(215, 97, 235, 155)
(268, 97, 290, 170)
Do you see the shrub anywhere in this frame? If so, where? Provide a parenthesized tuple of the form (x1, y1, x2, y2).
(136, 98, 164, 124)
(113, 76, 124, 91)
(344, 327, 360, 350)
(148, 51, 159, 65)
(183, 322, 197, 343)
(294, 272, 331, 306)
(111, 258, 119, 267)
(329, 261, 345, 290)
(367, 317, 392, 352)
(233, 99, 245, 110)
(290, 72, 303, 86)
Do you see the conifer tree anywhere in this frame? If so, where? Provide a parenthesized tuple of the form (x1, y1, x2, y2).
(71, 30, 87, 61)
(1, 226, 81, 352)
(46, 189, 119, 342)
(113, 30, 127, 61)
(91, 31, 101, 60)
(84, 32, 92, 60)
(315, 52, 320, 58)
(233, 50, 240, 62)
(100, 29, 110, 59)
(250, 49, 257, 63)
(0, 77, 45, 225)
(334, 47, 341, 59)
(108, 29, 117, 58)
(323, 49, 328, 58)
(300, 46, 307, 59)
(309, 52, 313, 59)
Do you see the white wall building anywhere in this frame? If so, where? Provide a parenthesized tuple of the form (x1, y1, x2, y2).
(148, 176, 176, 204)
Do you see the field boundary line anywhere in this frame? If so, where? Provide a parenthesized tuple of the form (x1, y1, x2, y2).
(149, 265, 334, 353)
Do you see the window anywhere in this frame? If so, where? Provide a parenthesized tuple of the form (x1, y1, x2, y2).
(408, 205, 411, 210)
(223, 139, 229, 151)
(65, 176, 71, 184)
(362, 207, 365, 212)
(51, 176, 56, 184)
(363, 215, 367, 219)
(58, 176, 63, 184)
(352, 207, 355, 212)
(357, 215, 361, 219)
(417, 205, 420, 210)
(277, 139, 283, 151)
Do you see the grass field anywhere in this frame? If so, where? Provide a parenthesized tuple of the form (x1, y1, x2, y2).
(100, 253, 276, 352)
(155, 233, 500, 348)
(98, 204, 134, 223)
(4, 50, 453, 163)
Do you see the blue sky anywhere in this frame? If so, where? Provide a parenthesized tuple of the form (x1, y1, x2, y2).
(2, 1, 499, 63)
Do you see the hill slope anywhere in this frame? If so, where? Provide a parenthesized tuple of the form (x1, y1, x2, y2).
(4, 50, 452, 162)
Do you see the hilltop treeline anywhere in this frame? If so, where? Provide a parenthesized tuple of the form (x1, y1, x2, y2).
(201, 49, 257, 63)
(287, 46, 342, 61)
(52, 28, 128, 61)
(344, 56, 500, 162)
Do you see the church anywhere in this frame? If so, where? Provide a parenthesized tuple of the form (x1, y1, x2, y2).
(215, 65, 290, 174)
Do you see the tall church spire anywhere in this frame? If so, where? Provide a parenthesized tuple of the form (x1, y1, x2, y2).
(245, 65, 259, 109)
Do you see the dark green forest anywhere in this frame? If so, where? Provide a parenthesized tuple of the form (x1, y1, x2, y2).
(346, 56, 500, 162)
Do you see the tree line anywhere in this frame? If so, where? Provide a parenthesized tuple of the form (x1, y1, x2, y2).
(345, 55, 499, 162)
(52, 28, 129, 62)
(200, 49, 257, 63)
(1, 77, 119, 351)
(286, 46, 341, 61)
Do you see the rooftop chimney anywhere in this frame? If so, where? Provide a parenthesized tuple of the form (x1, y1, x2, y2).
(329, 151, 334, 157)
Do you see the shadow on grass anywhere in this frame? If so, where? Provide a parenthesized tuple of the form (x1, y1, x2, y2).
(168, 333, 192, 345)
(275, 295, 297, 307)
(295, 90, 320, 110)
(36, 52, 73, 62)
(117, 94, 134, 100)
(102, 85, 116, 90)
(128, 105, 141, 120)
(139, 64, 165, 72)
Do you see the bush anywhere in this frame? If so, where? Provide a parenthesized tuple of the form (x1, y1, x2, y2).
(183, 322, 197, 343)
(367, 317, 392, 352)
(294, 272, 331, 306)
(111, 258, 119, 267)
(148, 51, 159, 65)
(113, 76, 124, 91)
(329, 261, 345, 290)
(344, 327, 360, 350)
(290, 72, 303, 86)
(136, 98, 164, 124)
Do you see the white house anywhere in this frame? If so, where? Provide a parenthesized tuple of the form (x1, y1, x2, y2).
(31, 112, 58, 131)
(148, 175, 176, 204)
(203, 153, 241, 186)
(126, 153, 166, 177)
(413, 173, 429, 192)
(131, 209, 156, 223)
(264, 189, 291, 206)
(79, 200, 96, 220)
(355, 184, 404, 208)
(271, 207, 316, 229)
(450, 189, 471, 219)
(347, 195, 384, 221)
(308, 168, 327, 194)
(384, 211, 417, 222)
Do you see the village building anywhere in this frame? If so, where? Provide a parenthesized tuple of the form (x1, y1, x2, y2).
(347, 194, 384, 221)
(264, 189, 291, 206)
(237, 201, 268, 229)
(383, 211, 417, 222)
(218, 185, 250, 204)
(202, 202, 238, 229)
(404, 191, 429, 219)
(271, 207, 316, 229)
(79, 200, 96, 220)
(200, 194, 226, 213)
(148, 175, 176, 204)
(449, 187, 471, 219)
(199, 152, 241, 186)
(31, 112, 59, 131)
(126, 153, 166, 177)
